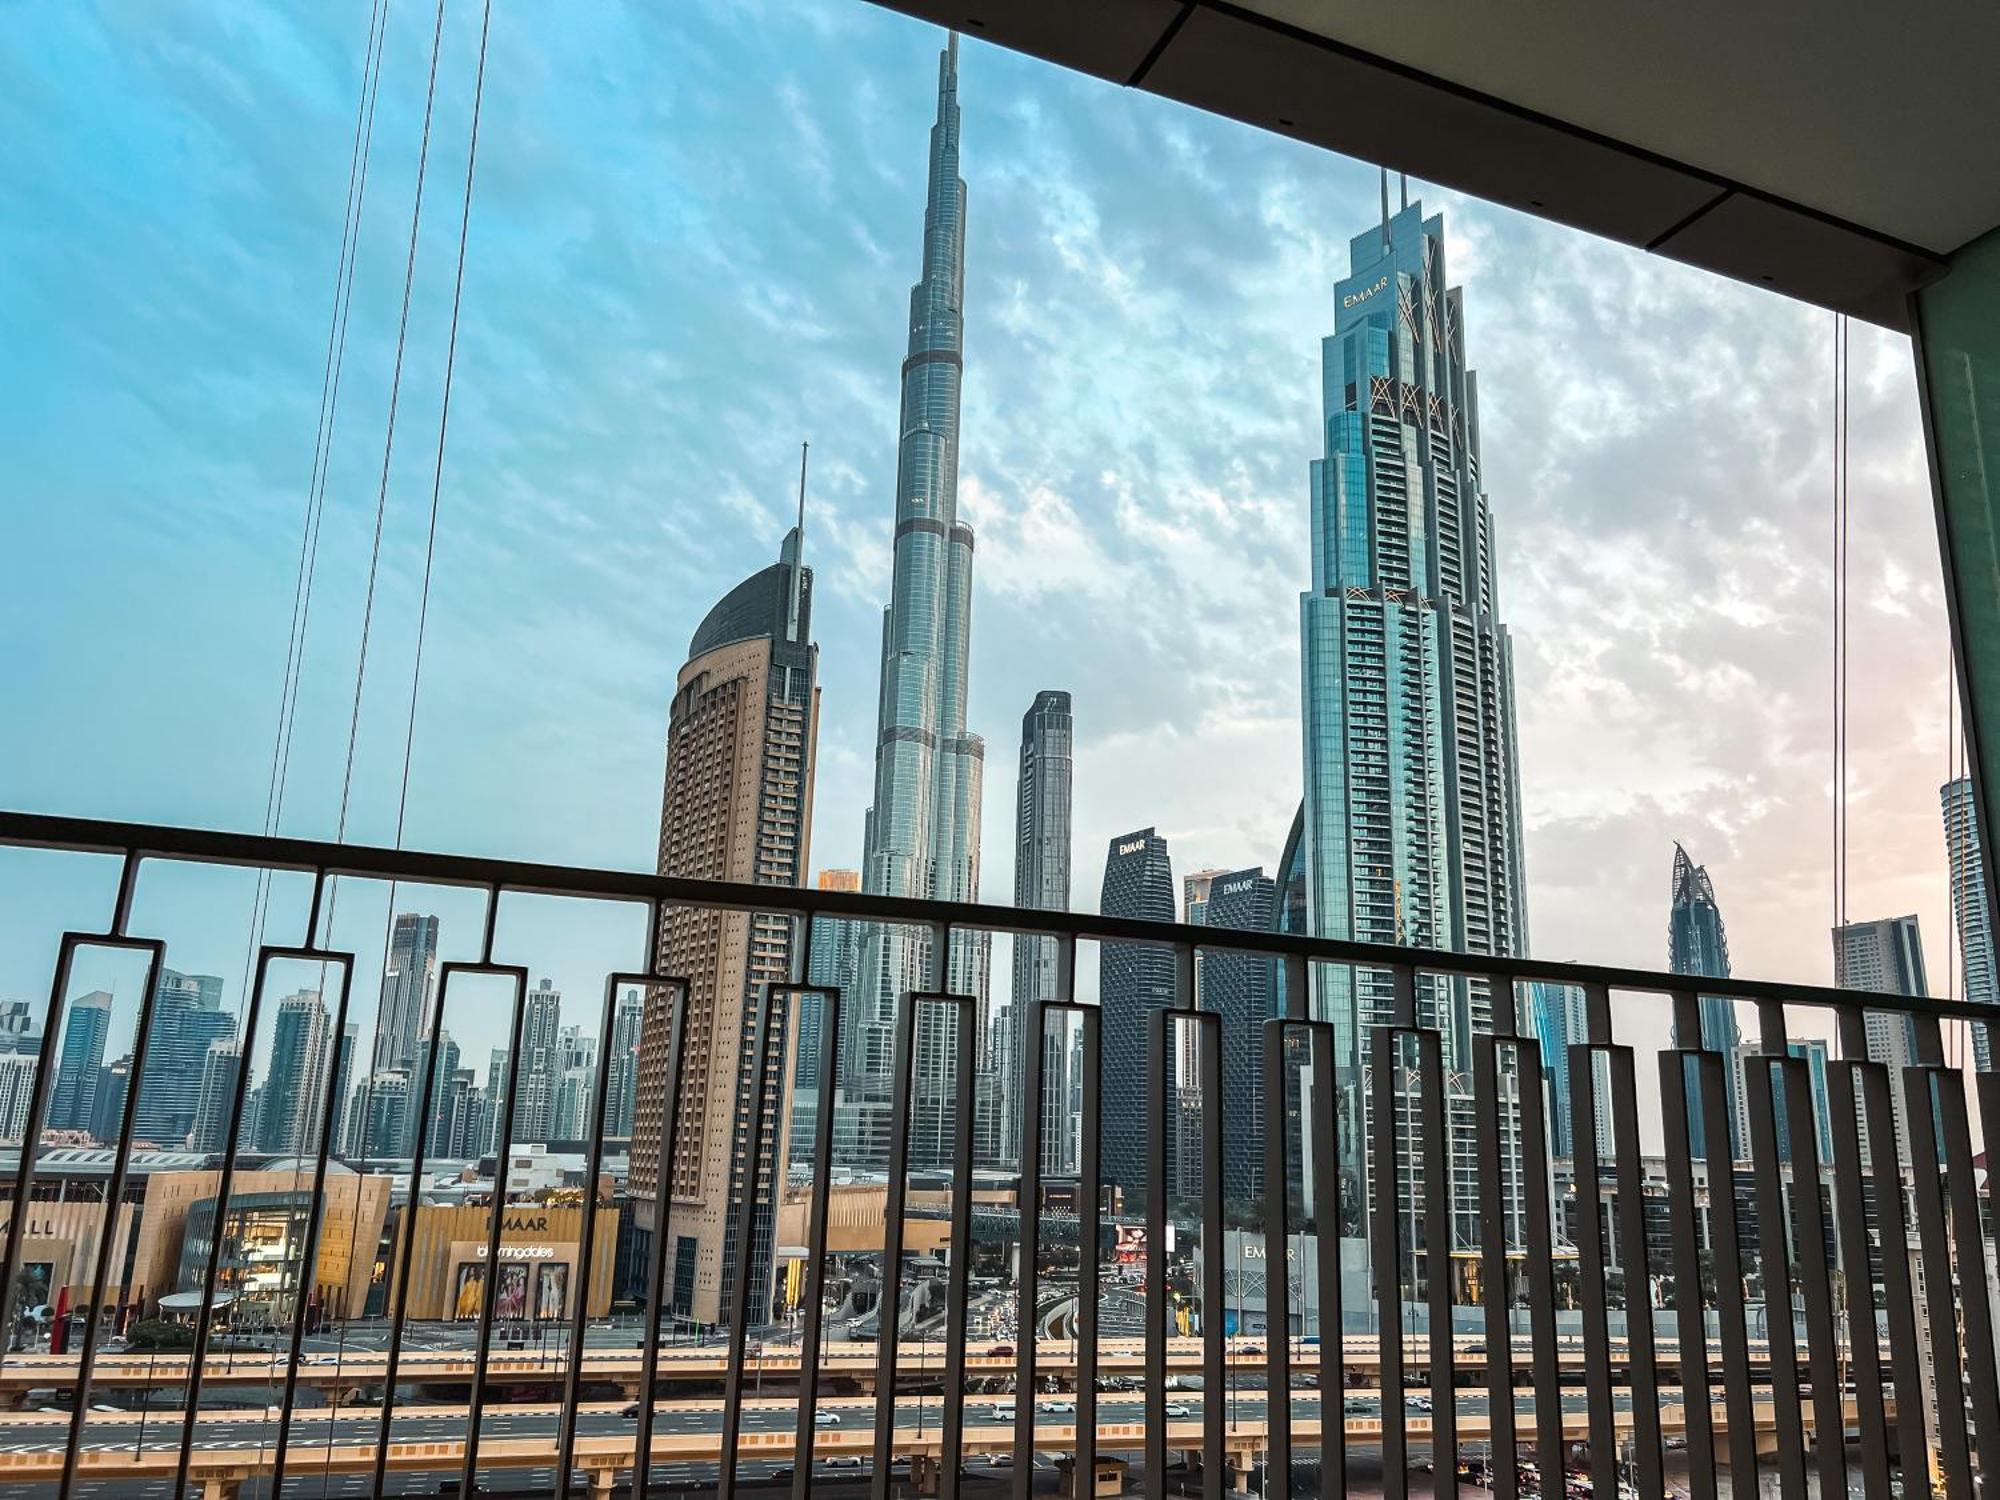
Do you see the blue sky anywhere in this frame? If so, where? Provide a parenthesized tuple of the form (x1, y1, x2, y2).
(0, 0, 1960, 1082)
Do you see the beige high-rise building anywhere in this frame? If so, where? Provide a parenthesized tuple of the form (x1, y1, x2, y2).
(632, 524, 817, 1328)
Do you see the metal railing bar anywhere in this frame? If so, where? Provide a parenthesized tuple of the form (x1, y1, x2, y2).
(1741, 1054, 1808, 1500)
(266, 950, 360, 1495)
(870, 977, 921, 1500)
(368, 932, 464, 1498)
(1606, 1044, 1664, 1500)
(1011, 996, 1047, 1500)
(790, 981, 842, 1500)
(1933, 1066, 2000, 1482)
(1696, 1047, 1760, 1500)
(1768, 1050, 1846, 1500)
(1371, 1014, 1408, 1500)
(1658, 1051, 1719, 1500)
(169, 938, 310, 1496)
(1197, 1007, 1225, 1500)
(557, 957, 664, 1491)
(1077, 999, 1102, 1500)
(1473, 1033, 1518, 1500)
(455, 962, 531, 1497)
(57, 936, 167, 1500)
(1514, 1033, 1564, 1491)
(1567, 1041, 1619, 1500)
(720, 981, 782, 1500)
(1262, 1019, 1296, 1500)
(1822, 1057, 1890, 1500)
(3, 809, 1980, 1022)
(633, 980, 691, 1500)
(1903, 1067, 1973, 1500)
(1418, 1025, 1455, 1500)
(1145, 1006, 1170, 1500)
(939, 986, 979, 1500)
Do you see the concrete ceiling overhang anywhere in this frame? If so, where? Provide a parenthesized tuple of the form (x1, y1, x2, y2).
(869, 1, 2000, 331)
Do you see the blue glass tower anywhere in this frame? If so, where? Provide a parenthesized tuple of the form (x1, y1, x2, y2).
(1669, 843, 1744, 1161)
(857, 35, 989, 1170)
(1299, 200, 1529, 1258)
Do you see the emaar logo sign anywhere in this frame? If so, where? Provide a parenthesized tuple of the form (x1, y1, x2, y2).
(1220, 878, 1255, 895)
(1342, 275, 1389, 309)
(1116, 839, 1148, 857)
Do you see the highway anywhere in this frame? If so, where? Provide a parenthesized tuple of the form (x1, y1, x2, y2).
(0, 1383, 1866, 1497)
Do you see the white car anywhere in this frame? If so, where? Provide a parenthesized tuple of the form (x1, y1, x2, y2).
(1163, 1402, 1192, 1418)
(813, 1408, 840, 1426)
(1039, 1400, 1075, 1414)
(991, 1403, 1016, 1420)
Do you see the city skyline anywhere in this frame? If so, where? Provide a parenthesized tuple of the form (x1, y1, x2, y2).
(0, 1, 1979, 1098)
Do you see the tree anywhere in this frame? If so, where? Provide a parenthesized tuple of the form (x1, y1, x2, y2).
(126, 1318, 195, 1352)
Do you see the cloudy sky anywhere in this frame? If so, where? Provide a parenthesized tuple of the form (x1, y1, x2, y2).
(0, 0, 1965, 1082)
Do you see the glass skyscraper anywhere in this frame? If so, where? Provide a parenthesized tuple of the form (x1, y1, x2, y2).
(1833, 914, 1929, 1164)
(1669, 843, 1744, 1161)
(49, 990, 113, 1134)
(856, 35, 990, 1172)
(1943, 775, 1997, 1071)
(1201, 867, 1276, 1203)
(1298, 200, 1528, 1263)
(1098, 828, 1176, 1204)
(999, 689, 1074, 1172)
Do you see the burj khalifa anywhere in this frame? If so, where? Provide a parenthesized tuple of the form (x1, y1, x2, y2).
(853, 35, 989, 1171)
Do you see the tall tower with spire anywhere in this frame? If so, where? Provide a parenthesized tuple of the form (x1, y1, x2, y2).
(852, 35, 989, 1171)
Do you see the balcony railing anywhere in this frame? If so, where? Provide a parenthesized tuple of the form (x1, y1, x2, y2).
(0, 807, 1995, 1500)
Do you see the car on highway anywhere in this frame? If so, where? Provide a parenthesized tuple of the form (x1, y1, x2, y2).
(1163, 1402, 1192, 1418)
(813, 1408, 840, 1426)
(1038, 1399, 1075, 1414)
(991, 1402, 1016, 1420)
(989, 1343, 1013, 1358)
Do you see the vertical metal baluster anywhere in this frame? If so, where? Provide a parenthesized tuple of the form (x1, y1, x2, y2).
(1846, 1055, 1925, 1500)
(1416, 1023, 1455, 1500)
(1568, 1037, 1618, 1500)
(1514, 1029, 1563, 1492)
(1474, 1031, 1517, 1500)
(633, 980, 690, 1500)
(1199, 1010, 1225, 1500)
(1659, 1047, 1719, 1500)
(369, 925, 465, 1499)
(1146, 1005, 1170, 1500)
(793, 981, 842, 1500)
(1766, 1045, 1845, 1500)
(1263, 1018, 1294, 1500)
(1076, 996, 1101, 1500)
(1932, 1065, 2000, 1478)
(1311, 1017, 1345, 1499)
(1374, 963, 1415, 1500)
(940, 987, 978, 1500)
(60, 937, 166, 1497)
(1012, 992, 1047, 1500)
(1902, 1060, 1972, 1500)
(267, 954, 359, 1496)
(1695, 1045, 1759, 1500)
(1606, 1044, 1664, 1500)
(1742, 1042, 1808, 1500)
(0, 936, 88, 1369)
(458, 964, 531, 1497)
(719, 985, 779, 1500)
(1823, 1050, 1889, 1500)
(870, 983, 919, 1500)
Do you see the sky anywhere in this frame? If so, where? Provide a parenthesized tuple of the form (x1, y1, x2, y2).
(0, 0, 1968, 1091)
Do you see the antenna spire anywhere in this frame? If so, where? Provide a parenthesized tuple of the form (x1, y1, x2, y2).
(1399, 171, 1409, 211)
(1380, 166, 1391, 250)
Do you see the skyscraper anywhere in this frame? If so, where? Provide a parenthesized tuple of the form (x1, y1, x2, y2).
(0, 1054, 36, 1142)
(255, 990, 332, 1155)
(516, 979, 563, 1144)
(49, 991, 113, 1133)
(413, 1029, 464, 1156)
(374, 913, 440, 1074)
(604, 989, 643, 1140)
(131, 969, 234, 1147)
(1297, 198, 1529, 1264)
(795, 871, 861, 1169)
(855, 35, 991, 1173)
(1202, 868, 1277, 1203)
(1669, 844, 1745, 1162)
(1004, 690, 1074, 1175)
(1098, 829, 1176, 1202)
(327, 1022, 359, 1161)
(188, 1040, 242, 1153)
(90, 1053, 131, 1145)
(1942, 776, 1997, 1071)
(1833, 915, 1929, 1162)
(633, 520, 819, 1328)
